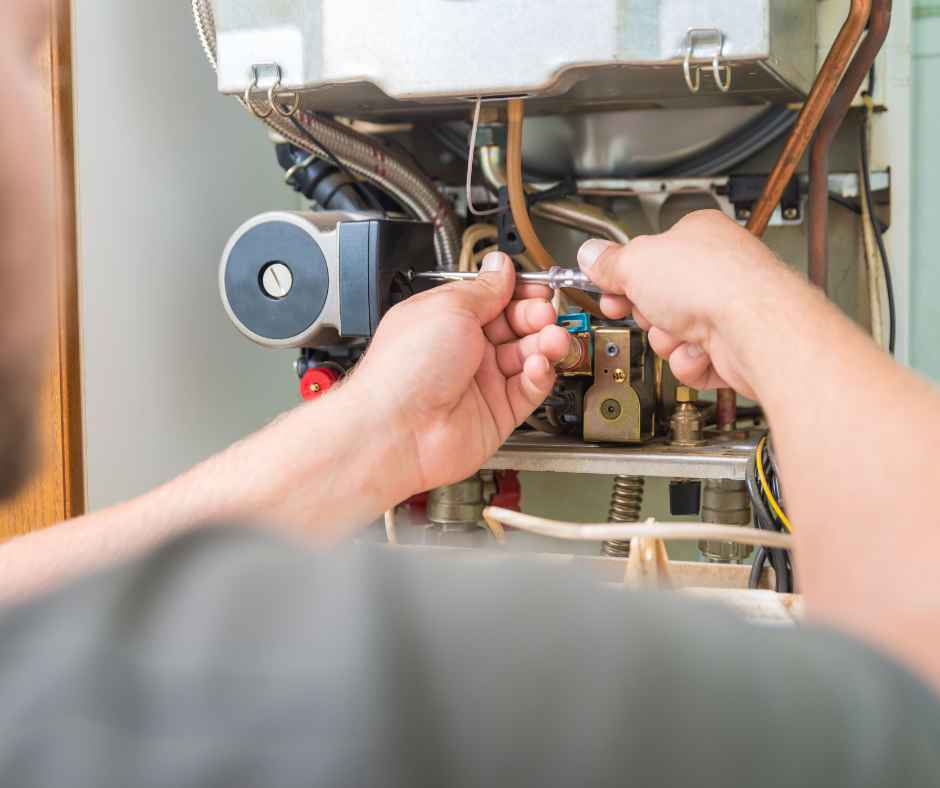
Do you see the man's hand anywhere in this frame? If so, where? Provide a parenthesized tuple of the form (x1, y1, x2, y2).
(577, 209, 802, 400)
(349, 252, 570, 493)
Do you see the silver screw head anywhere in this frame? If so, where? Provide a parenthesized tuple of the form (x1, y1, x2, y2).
(261, 262, 293, 299)
(605, 342, 619, 358)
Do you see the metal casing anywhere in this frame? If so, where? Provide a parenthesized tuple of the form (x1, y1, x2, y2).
(583, 328, 656, 444)
(214, 0, 817, 116)
(220, 211, 346, 349)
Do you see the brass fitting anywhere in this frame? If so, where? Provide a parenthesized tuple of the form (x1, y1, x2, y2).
(428, 475, 485, 527)
(699, 479, 753, 563)
(555, 333, 592, 376)
(669, 386, 705, 447)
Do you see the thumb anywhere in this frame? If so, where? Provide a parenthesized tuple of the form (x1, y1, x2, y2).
(577, 238, 632, 295)
(454, 251, 515, 325)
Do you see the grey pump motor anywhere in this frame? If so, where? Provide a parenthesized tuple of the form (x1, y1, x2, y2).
(219, 211, 435, 348)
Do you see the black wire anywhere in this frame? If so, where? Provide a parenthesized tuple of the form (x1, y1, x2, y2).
(859, 112, 896, 354)
(828, 193, 890, 233)
(288, 115, 387, 216)
(430, 123, 473, 161)
(746, 449, 793, 593)
(749, 547, 768, 589)
(661, 105, 797, 178)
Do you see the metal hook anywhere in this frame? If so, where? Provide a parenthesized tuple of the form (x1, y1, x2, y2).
(711, 55, 732, 93)
(683, 28, 732, 94)
(269, 78, 301, 118)
(244, 63, 283, 119)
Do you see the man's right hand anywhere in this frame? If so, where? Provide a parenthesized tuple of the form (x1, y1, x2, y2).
(577, 209, 803, 400)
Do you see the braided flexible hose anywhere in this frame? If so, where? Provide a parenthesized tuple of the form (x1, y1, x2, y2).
(190, 0, 460, 269)
(602, 475, 645, 558)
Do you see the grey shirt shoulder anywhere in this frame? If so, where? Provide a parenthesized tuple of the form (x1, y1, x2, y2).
(0, 527, 936, 788)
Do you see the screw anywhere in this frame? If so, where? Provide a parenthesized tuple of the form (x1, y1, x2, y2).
(736, 207, 752, 221)
(261, 262, 293, 299)
(782, 206, 799, 221)
(613, 368, 627, 384)
(605, 342, 619, 358)
(601, 398, 622, 421)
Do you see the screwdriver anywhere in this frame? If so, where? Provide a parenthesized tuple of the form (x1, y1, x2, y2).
(408, 266, 605, 295)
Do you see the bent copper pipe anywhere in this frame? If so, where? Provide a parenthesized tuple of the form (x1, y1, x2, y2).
(478, 146, 630, 245)
(808, 0, 891, 291)
(746, 0, 871, 239)
(716, 0, 872, 428)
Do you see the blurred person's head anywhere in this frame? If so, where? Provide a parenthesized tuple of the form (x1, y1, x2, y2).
(0, 0, 56, 497)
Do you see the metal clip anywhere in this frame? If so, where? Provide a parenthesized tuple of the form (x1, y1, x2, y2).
(682, 28, 732, 94)
(283, 152, 317, 187)
(244, 63, 300, 119)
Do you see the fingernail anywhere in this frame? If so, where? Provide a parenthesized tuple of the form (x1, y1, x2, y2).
(577, 239, 613, 270)
(481, 252, 505, 272)
(685, 344, 705, 358)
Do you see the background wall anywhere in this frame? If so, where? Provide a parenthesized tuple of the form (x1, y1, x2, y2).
(72, 1, 297, 510)
(911, 3, 940, 380)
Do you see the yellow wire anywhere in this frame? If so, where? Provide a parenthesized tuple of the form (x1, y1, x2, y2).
(755, 435, 793, 533)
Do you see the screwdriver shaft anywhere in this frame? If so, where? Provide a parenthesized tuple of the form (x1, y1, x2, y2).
(411, 266, 604, 295)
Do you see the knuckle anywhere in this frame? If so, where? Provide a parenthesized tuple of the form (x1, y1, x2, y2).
(675, 208, 725, 232)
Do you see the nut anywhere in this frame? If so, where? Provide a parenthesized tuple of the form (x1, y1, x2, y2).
(676, 385, 697, 403)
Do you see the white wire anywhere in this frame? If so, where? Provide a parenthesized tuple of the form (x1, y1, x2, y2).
(465, 98, 502, 217)
(384, 508, 398, 545)
(858, 117, 887, 350)
(482, 507, 795, 551)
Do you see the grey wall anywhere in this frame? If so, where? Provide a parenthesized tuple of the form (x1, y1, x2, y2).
(911, 6, 940, 380)
(73, 1, 298, 510)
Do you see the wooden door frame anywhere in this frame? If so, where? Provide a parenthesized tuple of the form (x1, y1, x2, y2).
(0, 0, 84, 538)
(50, 0, 84, 520)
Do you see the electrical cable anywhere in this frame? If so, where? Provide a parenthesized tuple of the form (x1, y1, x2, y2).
(749, 547, 769, 588)
(828, 193, 889, 232)
(465, 99, 502, 217)
(662, 106, 798, 178)
(859, 95, 896, 354)
(288, 116, 387, 215)
(459, 224, 499, 272)
(431, 122, 474, 161)
(745, 450, 792, 593)
(480, 507, 795, 551)
(384, 508, 398, 545)
(755, 436, 792, 533)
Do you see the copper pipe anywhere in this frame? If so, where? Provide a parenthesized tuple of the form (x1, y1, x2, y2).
(506, 100, 603, 317)
(808, 0, 891, 291)
(714, 0, 873, 429)
(716, 389, 737, 432)
(746, 0, 871, 238)
(479, 146, 631, 245)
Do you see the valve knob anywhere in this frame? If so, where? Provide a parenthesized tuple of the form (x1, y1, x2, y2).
(299, 367, 341, 401)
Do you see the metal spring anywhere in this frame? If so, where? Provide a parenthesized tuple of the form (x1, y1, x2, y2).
(602, 475, 644, 558)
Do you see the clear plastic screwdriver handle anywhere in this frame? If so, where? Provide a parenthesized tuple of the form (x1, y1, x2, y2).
(531, 266, 604, 294)
(409, 267, 605, 294)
